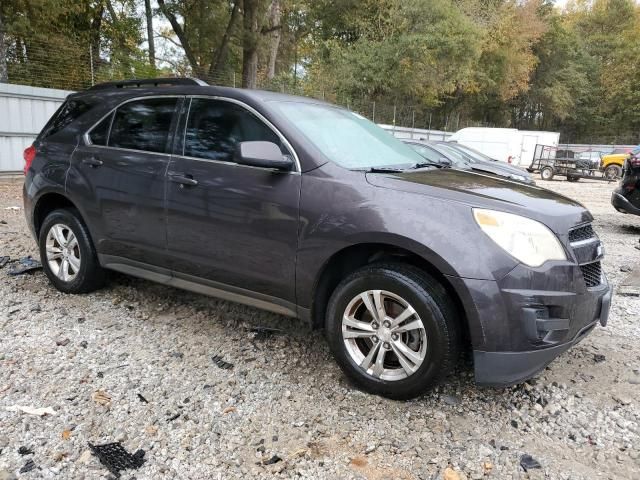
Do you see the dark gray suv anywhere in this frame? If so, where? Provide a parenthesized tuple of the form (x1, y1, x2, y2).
(23, 78, 612, 399)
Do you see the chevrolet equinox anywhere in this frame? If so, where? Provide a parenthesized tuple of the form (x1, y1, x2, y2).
(23, 78, 612, 399)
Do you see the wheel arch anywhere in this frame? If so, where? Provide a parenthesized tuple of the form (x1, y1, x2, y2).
(309, 242, 474, 349)
(33, 191, 80, 238)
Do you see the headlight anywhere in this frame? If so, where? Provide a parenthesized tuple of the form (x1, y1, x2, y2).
(473, 209, 566, 267)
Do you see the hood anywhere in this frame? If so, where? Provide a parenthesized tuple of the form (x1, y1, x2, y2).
(366, 168, 591, 233)
(469, 161, 532, 183)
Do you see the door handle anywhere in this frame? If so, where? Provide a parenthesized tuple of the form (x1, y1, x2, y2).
(82, 157, 103, 167)
(169, 174, 198, 187)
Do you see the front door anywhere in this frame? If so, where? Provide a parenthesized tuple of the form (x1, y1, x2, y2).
(165, 97, 301, 305)
(71, 96, 180, 265)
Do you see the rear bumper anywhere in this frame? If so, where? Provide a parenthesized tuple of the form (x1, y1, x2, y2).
(611, 191, 640, 216)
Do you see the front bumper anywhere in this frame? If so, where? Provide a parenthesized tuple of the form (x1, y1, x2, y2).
(451, 261, 612, 386)
(611, 190, 640, 216)
(474, 283, 611, 385)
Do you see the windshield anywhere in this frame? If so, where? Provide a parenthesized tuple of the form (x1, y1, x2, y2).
(430, 143, 471, 166)
(270, 101, 425, 169)
(448, 143, 496, 162)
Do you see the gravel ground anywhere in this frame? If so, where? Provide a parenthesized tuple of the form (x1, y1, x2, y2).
(0, 177, 639, 480)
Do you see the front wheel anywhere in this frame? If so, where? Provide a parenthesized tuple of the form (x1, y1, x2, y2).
(325, 264, 460, 400)
(39, 208, 105, 294)
(604, 164, 622, 180)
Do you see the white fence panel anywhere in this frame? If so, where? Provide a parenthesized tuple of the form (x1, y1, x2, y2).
(0, 83, 73, 172)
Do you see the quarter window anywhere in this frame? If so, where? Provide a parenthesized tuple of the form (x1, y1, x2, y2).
(89, 113, 112, 146)
(109, 98, 177, 153)
(183, 98, 288, 162)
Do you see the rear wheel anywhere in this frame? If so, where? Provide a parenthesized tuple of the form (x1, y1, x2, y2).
(540, 166, 554, 181)
(567, 175, 580, 182)
(325, 263, 460, 400)
(39, 208, 105, 294)
(604, 164, 622, 180)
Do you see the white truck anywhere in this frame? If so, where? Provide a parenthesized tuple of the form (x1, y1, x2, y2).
(448, 127, 560, 168)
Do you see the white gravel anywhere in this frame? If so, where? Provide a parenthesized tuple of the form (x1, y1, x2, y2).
(0, 177, 639, 480)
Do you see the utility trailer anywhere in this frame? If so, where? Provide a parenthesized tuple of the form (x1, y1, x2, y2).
(528, 145, 616, 182)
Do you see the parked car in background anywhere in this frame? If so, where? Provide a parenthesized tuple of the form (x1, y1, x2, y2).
(611, 147, 640, 216)
(404, 139, 535, 185)
(601, 147, 634, 180)
(24, 78, 611, 399)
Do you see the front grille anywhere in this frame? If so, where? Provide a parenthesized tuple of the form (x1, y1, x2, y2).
(569, 224, 595, 243)
(580, 261, 602, 288)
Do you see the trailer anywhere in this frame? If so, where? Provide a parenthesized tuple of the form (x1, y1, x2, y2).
(529, 144, 618, 182)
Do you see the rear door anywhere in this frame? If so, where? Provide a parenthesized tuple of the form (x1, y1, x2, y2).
(71, 96, 181, 266)
(164, 97, 301, 305)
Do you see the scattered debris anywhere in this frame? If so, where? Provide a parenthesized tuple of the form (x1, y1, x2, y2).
(620, 265, 633, 272)
(145, 425, 158, 436)
(350, 456, 367, 468)
(19, 460, 36, 474)
(443, 467, 461, 480)
(510, 420, 518, 429)
(593, 354, 606, 363)
(483, 461, 494, 474)
(211, 354, 234, 370)
(92, 390, 112, 407)
(18, 446, 34, 455)
(167, 413, 181, 422)
(257, 455, 282, 466)
(56, 338, 70, 347)
(0, 256, 9, 268)
(80, 341, 88, 348)
(520, 454, 542, 472)
(7, 256, 42, 276)
(364, 444, 377, 454)
(441, 394, 461, 406)
(5, 405, 56, 416)
(62, 430, 72, 440)
(169, 351, 184, 359)
(222, 406, 237, 415)
(77, 450, 93, 464)
(88, 442, 145, 478)
(0, 219, 7, 224)
(250, 326, 284, 341)
(53, 452, 69, 462)
(4, 206, 20, 211)
(137, 393, 149, 404)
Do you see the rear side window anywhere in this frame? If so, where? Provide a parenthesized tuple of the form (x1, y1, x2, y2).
(109, 98, 178, 153)
(40, 99, 94, 140)
(183, 98, 286, 162)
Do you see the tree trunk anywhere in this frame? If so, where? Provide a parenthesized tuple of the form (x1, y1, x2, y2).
(209, 1, 240, 81)
(266, 0, 281, 79)
(0, 10, 8, 83)
(242, 0, 260, 89)
(158, 0, 204, 77)
(144, 0, 156, 70)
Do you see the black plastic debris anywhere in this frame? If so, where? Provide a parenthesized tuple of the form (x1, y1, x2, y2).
(257, 455, 282, 466)
(211, 354, 234, 370)
(88, 442, 145, 478)
(0, 256, 9, 268)
(520, 454, 541, 472)
(250, 326, 284, 341)
(167, 413, 181, 422)
(20, 459, 36, 473)
(137, 393, 149, 404)
(7, 256, 42, 276)
(593, 354, 606, 363)
(18, 446, 34, 455)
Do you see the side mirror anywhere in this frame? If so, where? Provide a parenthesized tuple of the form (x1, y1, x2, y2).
(234, 141, 293, 171)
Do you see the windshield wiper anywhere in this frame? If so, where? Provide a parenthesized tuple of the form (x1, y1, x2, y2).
(365, 166, 406, 173)
(410, 161, 446, 169)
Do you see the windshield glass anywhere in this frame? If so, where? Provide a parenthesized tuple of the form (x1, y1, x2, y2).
(270, 101, 425, 169)
(448, 143, 496, 162)
(430, 143, 471, 166)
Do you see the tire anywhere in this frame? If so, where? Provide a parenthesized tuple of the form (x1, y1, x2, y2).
(325, 263, 460, 400)
(604, 164, 622, 180)
(38, 208, 105, 294)
(540, 166, 554, 181)
(567, 175, 580, 182)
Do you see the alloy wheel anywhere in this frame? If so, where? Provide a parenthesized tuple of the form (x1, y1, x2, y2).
(45, 223, 81, 282)
(341, 290, 427, 381)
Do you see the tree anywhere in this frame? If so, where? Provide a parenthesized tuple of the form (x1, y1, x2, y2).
(145, 0, 155, 70)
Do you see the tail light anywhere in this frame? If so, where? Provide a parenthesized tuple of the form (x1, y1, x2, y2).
(23, 145, 36, 174)
(629, 156, 640, 168)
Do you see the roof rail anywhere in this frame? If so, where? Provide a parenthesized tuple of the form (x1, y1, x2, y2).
(88, 77, 208, 90)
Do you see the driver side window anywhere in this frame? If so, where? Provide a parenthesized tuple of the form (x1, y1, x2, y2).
(183, 98, 289, 162)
